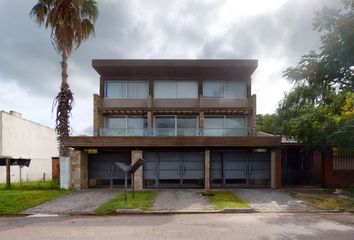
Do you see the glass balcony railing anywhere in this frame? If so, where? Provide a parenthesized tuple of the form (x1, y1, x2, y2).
(99, 128, 254, 137)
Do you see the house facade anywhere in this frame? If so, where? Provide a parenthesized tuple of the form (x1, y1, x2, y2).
(0, 111, 58, 183)
(65, 59, 282, 190)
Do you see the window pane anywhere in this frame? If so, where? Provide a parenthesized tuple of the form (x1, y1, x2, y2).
(177, 82, 198, 98)
(226, 116, 246, 128)
(225, 82, 247, 98)
(154, 116, 175, 136)
(127, 82, 148, 98)
(106, 117, 126, 128)
(154, 82, 177, 98)
(177, 116, 197, 136)
(127, 116, 146, 128)
(105, 82, 126, 98)
(177, 116, 197, 128)
(204, 117, 224, 128)
(204, 82, 224, 98)
(204, 117, 224, 136)
(226, 116, 247, 136)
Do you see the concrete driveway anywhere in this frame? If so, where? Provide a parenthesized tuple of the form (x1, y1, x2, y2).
(234, 188, 312, 212)
(152, 189, 212, 211)
(23, 189, 120, 214)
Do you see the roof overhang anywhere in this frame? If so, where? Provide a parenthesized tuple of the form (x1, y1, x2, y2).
(92, 59, 258, 79)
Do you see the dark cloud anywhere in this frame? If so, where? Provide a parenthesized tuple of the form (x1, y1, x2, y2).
(0, 0, 343, 133)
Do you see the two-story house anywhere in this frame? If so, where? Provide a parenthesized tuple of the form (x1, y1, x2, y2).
(65, 59, 282, 190)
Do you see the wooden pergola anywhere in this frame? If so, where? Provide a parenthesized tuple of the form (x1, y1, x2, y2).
(0, 156, 31, 189)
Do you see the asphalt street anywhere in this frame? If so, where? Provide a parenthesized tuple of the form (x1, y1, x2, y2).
(0, 213, 354, 240)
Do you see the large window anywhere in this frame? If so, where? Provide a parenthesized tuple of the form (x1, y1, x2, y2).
(154, 81, 198, 98)
(105, 81, 148, 98)
(103, 116, 147, 136)
(204, 116, 247, 136)
(154, 115, 198, 136)
(203, 81, 247, 98)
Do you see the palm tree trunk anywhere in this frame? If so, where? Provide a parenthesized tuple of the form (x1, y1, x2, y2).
(55, 52, 73, 157)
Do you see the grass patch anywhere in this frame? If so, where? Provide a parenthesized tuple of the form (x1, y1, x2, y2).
(0, 190, 69, 213)
(207, 191, 250, 210)
(0, 181, 60, 190)
(286, 188, 354, 211)
(95, 191, 157, 215)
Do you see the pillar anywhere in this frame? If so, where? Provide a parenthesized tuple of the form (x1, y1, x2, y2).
(132, 150, 143, 190)
(6, 158, 11, 189)
(204, 149, 210, 190)
(93, 94, 104, 136)
(70, 150, 88, 190)
(271, 149, 282, 189)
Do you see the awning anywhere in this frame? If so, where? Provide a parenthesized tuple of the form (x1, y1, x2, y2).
(0, 158, 31, 167)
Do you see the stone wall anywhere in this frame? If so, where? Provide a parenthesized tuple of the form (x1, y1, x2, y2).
(70, 150, 88, 190)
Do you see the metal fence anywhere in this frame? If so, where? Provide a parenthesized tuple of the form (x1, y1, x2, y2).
(333, 149, 354, 170)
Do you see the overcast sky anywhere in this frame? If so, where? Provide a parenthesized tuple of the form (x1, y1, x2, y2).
(0, 0, 340, 135)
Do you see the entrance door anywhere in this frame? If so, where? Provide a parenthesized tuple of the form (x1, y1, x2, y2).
(210, 151, 270, 187)
(88, 151, 131, 187)
(143, 151, 204, 188)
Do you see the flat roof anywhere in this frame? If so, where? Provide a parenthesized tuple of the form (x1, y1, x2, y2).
(92, 59, 258, 79)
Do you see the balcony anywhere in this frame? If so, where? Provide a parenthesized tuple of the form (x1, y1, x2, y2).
(99, 128, 255, 137)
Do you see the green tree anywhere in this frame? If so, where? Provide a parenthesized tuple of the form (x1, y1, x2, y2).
(256, 114, 280, 135)
(278, 0, 354, 149)
(30, 0, 98, 157)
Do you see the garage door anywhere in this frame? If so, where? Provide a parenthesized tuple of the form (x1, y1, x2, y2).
(88, 151, 131, 187)
(144, 151, 204, 188)
(211, 151, 270, 187)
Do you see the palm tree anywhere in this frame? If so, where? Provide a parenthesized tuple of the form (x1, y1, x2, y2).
(30, 0, 98, 157)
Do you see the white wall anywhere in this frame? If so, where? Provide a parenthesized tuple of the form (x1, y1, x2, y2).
(0, 111, 58, 183)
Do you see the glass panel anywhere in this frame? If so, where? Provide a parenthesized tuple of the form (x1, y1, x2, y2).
(154, 82, 177, 98)
(225, 82, 247, 98)
(203, 82, 224, 98)
(177, 82, 198, 98)
(105, 82, 126, 98)
(177, 116, 197, 136)
(154, 116, 175, 136)
(204, 117, 224, 136)
(226, 116, 247, 136)
(106, 116, 126, 128)
(127, 82, 148, 98)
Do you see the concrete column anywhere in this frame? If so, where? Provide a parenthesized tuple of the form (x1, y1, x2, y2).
(204, 149, 210, 190)
(6, 158, 11, 189)
(70, 150, 88, 190)
(132, 150, 143, 190)
(60, 156, 71, 189)
(271, 149, 282, 189)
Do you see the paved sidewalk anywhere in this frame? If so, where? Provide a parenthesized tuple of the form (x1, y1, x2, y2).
(152, 189, 213, 211)
(23, 189, 120, 214)
(233, 189, 312, 212)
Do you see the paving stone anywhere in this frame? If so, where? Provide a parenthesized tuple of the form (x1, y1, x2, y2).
(23, 189, 120, 214)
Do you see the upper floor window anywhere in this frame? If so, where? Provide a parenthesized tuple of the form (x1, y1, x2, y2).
(204, 115, 247, 136)
(203, 81, 247, 98)
(154, 81, 198, 98)
(105, 81, 148, 98)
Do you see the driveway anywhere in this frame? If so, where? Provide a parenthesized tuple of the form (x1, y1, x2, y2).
(23, 189, 120, 214)
(152, 189, 212, 211)
(233, 188, 312, 212)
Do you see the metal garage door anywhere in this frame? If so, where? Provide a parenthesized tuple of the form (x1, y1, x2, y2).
(211, 151, 270, 187)
(88, 151, 131, 187)
(144, 151, 204, 188)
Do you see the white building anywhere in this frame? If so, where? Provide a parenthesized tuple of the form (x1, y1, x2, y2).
(0, 111, 58, 183)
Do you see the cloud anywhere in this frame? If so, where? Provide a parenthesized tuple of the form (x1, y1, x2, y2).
(0, 0, 343, 134)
